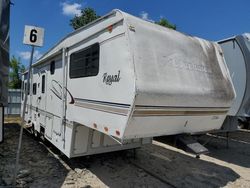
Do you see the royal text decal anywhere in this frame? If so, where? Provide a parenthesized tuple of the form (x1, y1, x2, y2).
(103, 70, 121, 85)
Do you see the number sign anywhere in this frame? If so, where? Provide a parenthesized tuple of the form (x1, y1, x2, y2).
(23, 25, 44, 47)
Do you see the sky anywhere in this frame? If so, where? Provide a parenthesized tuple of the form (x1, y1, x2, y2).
(10, 0, 250, 66)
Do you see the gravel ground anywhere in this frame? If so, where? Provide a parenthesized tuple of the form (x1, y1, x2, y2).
(1, 122, 250, 188)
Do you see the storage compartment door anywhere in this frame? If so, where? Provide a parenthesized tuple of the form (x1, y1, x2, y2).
(73, 124, 89, 155)
(45, 116, 53, 139)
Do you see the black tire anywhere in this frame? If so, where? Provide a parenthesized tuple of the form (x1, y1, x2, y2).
(34, 130, 39, 140)
(30, 124, 35, 135)
(238, 122, 245, 129)
(40, 130, 45, 142)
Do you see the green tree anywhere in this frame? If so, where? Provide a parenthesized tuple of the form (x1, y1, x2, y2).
(9, 56, 25, 89)
(70, 7, 100, 30)
(155, 18, 176, 30)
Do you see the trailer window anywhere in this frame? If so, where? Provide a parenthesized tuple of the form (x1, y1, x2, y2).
(42, 75, 45, 93)
(33, 83, 37, 95)
(70, 43, 99, 78)
(50, 61, 55, 75)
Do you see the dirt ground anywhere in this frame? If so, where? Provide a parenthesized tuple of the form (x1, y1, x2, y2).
(1, 121, 250, 188)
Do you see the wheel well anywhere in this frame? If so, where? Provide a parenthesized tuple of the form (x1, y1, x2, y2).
(40, 126, 45, 134)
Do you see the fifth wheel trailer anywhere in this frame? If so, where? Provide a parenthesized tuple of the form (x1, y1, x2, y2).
(21, 9, 235, 158)
(0, 0, 10, 143)
(219, 33, 250, 130)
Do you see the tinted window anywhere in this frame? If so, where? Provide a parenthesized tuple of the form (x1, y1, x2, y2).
(42, 75, 45, 93)
(50, 61, 55, 75)
(33, 83, 37, 95)
(70, 43, 99, 78)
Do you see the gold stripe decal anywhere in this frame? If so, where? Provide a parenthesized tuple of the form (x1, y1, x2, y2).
(133, 110, 228, 117)
(74, 99, 229, 117)
(133, 106, 229, 117)
(74, 99, 129, 116)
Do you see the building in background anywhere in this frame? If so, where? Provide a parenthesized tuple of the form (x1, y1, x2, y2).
(0, 0, 10, 143)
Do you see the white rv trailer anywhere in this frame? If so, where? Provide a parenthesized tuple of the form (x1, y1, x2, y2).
(21, 9, 235, 158)
(218, 33, 250, 130)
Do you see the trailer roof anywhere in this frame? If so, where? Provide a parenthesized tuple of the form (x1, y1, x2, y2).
(33, 9, 126, 67)
(217, 33, 250, 43)
(33, 9, 193, 67)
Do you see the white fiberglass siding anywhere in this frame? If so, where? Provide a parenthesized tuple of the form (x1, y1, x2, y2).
(220, 40, 246, 116)
(126, 14, 235, 108)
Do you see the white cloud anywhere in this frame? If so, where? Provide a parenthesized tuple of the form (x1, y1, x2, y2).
(140, 11, 149, 20)
(61, 2, 82, 16)
(18, 50, 43, 61)
(140, 11, 154, 22)
(34, 50, 43, 59)
(18, 51, 31, 60)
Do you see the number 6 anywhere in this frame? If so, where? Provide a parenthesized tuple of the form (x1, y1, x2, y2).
(30, 29, 37, 43)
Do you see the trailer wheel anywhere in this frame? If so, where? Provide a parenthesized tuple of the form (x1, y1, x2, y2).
(245, 122, 250, 130)
(40, 127, 45, 142)
(30, 124, 35, 135)
(238, 119, 250, 130)
(29, 124, 39, 140)
(34, 130, 39, 140)
(238, 122, 245, 129)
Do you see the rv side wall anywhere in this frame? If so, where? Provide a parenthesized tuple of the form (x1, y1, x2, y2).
(122, 13, 235, 139)
(20, 19, 151, 157)
(234, 34, 250, 117)
(66, 21, 135, 138)
(219, 40, 247, 116)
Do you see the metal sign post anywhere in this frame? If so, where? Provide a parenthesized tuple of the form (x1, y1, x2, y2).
(13, 25, 44, 185)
